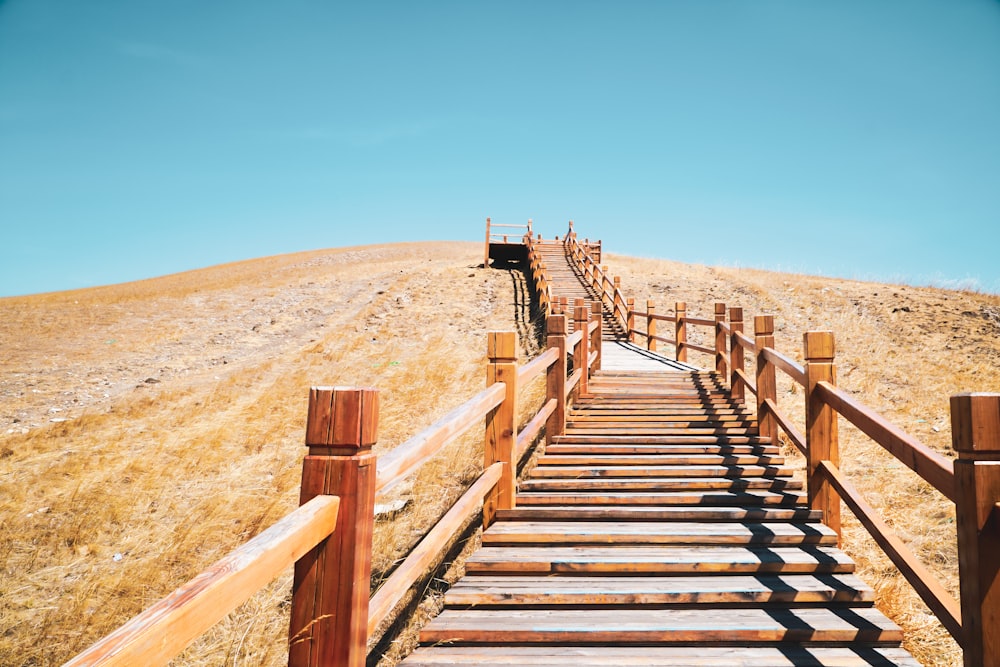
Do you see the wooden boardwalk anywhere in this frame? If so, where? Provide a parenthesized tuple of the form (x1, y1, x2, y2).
(402, 242, 920, 666)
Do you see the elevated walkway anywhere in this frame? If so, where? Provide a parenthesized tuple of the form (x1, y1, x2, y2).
(403, 238, 919, 666)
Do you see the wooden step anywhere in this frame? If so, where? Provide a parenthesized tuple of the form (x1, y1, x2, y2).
(528, 464, 794, 479)
(519, 477, 803, 492)
(535, 454, 786, 466)
(401, 645, 921, 666)
(419, 607, 902, 645)
(552, 435, 772, 445)
(481, 521, 838, 546)
(495, 505, 822, 522)
(543, 443, 781, 455)
(466, 545, 856, 574)
(444, 573, 873, 606)
(515, 490, 807, 506)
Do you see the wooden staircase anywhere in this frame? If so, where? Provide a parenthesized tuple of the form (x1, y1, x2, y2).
(400, 242, 920, 666)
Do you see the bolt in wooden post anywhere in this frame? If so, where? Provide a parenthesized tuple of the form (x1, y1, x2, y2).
(754, 316, 777, 443)
(546, 315, 568, 445)
(289, 387, 378, 667)
(483, 217, 491, 269)
(729, 308, 745, 402)
(574, 300, 590, 397)
(590, 300, 603, 371)
(646, 300, 657, 352)
(485, 332, 517, 528)
(714, 302, 728, 377)
(627, 298, 635, 344)
(951, 393, 1000, 667)
(675, 302, 688, 363)
(804, 331, 841, 542)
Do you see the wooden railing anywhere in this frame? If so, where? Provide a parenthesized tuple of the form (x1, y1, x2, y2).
(483, 216, 532, 267)
(562, 232, 1000, 667)
(65, 284, 603, 665)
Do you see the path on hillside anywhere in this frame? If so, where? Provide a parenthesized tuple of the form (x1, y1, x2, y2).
(401, 241, 919, 666)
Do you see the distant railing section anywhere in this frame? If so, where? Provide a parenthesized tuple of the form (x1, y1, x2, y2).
(559, 226, 997, 667)
(484, 216, 532, 267)
(65, 232, 605, 665)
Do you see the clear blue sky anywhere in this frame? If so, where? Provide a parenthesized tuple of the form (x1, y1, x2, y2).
(1, 1, 998, 297)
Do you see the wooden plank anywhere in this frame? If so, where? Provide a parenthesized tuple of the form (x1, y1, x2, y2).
(528, 464, 794, 479)
(515, 490, 808, 506)
(535, 454, 786, 466)
(494, 505, 822, 522)
(419, 607, 901, 644)
(465, 544, 856, 574)
(519, 477, 804, 492)
(480, 520, 839, 546)
(444, 573, 873, 606)
(400, 646, 921, 666)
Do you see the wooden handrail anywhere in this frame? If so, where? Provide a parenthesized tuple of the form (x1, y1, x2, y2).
(818, 460, 962, 640)
(367, 463, 503, 636)
(734, 368, 757, 397)
(762, 347, 806, 386)
(814, 380, 956, 502)
(64, 495, 341, 667)
(565, 368, 583, 399)
(376, 383, 506, 493)
(566, 329, 584, 349)
(681, 342, 715, 356)
(734, 330, 757, 353)
(684, 316, 717, 327)
(517, 347, 559, 386)
(517, 398, 557, 460)
(763, 397, 805, 456)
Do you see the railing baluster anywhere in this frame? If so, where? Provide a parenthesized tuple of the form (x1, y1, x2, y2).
(646, 300, 657, 352)
(675, 301, 687, 362)
(714, 302, 727, 376)
(729, 307, 745, 402)
(804, 331, 841, 542)
(289, 387, 378, 667)
(754, 315, 777, 443)
(951, 392, 1000, 667)
(484, 332, 517, 528)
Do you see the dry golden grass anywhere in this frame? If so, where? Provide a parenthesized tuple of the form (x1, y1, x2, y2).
(2, 241, 995, 665)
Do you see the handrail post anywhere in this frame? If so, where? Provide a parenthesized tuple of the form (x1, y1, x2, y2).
(574, 300, 590, 397)
(951, 393, 1000, 667)
(627, 297, 635, 344)
(714, 302, 728, 377)
(483, 217, 491, 269)
(804, 331, 841, 542)
(485, 332, 517, 528)
(729, 307, 745, 402)
(754, 315, 777, 443)
(289, 387, 378, 667)
(590, 300, 603, 371)
(675, 302, 687, 363)
(646, 300, 657, 352)
(546, 315, 568, 445)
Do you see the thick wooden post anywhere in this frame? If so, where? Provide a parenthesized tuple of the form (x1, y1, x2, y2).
(714, 302, 728, 377)
(646, 300, 657, 352)
(951, 393, 1000, 667)
(485, 332, 517, 528)
(675, 302, 687, 363)
(729, 307, 745, 402)
(546, 315, 568, 445)
(289, 387, 378, 667)
(804, 331, 841, 542)
(754, 316, 777, 442)
(590, 301, 603, 371)
(627, 298, 635, 343)
(483, 217, 491, 269)
(574, 300, 590, 397)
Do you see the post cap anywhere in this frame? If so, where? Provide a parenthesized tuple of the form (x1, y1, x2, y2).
(547, 313, 568, 335)
(488, 331, 518, 362)
(729, 307, 744, 322)
(306, 387, 379, 448)
(675, 301, 687, 311)
(951, 393, 1000, 453)
(803, 331, 835, 361)
(754, 315, 774, 336)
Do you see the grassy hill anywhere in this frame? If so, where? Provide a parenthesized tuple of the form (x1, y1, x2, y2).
(3, 240, 997, 665)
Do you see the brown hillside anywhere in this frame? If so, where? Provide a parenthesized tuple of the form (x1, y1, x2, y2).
(2, 241, 997, 665)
